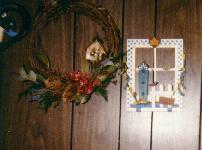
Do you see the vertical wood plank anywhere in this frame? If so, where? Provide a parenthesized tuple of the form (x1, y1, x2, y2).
(0, 42, 29, 150)
(152, 0, 202, 149)
(120, 0, 155, 150)
(200, 73, 202, 150)
(0, 51, 4, 148)
(0, 1, 35, 148)
(0, 2, 74, 149)
(72, 0, 123, 149)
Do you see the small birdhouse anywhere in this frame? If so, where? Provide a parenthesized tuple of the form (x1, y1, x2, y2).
(138, 62, 149, 101)
(86, 40, 106, 61)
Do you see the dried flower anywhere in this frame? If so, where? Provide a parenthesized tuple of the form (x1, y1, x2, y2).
(62, 84, 77, 102)
(67, 71, 101, 95)
(93, 78, 101, 86)
(78, 82, 94, 95)
(68, 71, 90, 81)
(44, 78, 63, 90)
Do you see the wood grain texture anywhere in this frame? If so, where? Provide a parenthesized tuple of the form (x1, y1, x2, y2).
(72, 0, 122, 149)
(201, 76, 202, 150)
(156, 48, 175, 68)
(152, 0, 202, 150)
(120, 0, 155, 150)
(22, 15, 74, 150)
(0, 41, 28, 150)
(0, 2, 74, 149)
(0, 1, 35, 149)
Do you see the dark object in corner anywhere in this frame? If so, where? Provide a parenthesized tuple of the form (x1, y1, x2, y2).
(0, 3, 31, 50)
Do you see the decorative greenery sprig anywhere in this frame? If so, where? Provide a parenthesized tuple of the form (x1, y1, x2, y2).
(19, 49, 126, 111)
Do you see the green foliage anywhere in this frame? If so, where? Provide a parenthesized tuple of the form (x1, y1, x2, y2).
(39, 91, 53, 112)
(94, 86, 108, 101)
(74, 96, 82, 105)
(81, 95, 91, 104)
(19, 82, 44, 98)
(34, 51, 50, 68)
(73, 94, 92, 105)
(22, 64, 29, 74)
(102, 74, 116, 87)
(36, 73, 46, 82)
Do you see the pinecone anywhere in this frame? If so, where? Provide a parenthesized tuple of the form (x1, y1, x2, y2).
(62, 84, 77, 102)
(44, 78, 63, 90)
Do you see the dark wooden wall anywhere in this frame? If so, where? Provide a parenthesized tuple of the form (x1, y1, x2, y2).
(0, 0, 202, 150)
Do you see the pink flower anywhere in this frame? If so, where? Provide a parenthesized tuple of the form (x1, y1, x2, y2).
(93, 78, 101, 86)
(86, 83, 94, 94)
(69, 71, 82, 81)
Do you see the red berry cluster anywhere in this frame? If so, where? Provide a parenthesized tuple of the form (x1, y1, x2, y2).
(68, 71, 101, 95)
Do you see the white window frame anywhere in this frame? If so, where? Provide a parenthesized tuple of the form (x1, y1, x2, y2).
(127, 39, 184, 112)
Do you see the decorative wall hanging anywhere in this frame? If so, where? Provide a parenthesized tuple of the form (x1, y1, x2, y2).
(127, 38, 185, 112)
(0, 3, 31, 50)
(18, 1, 126, 111)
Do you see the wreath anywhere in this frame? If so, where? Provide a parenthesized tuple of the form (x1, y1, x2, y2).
(19, 1, 126, 111)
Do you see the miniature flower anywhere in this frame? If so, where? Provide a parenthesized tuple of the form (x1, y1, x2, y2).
(68, 71, 82, 81)
(86, 82, 94, 94)
(93, 78, 101, 86)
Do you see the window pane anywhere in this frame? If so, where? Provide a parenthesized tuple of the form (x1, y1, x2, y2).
(135, 48, 154, 68)
(156, 48, 175, 68)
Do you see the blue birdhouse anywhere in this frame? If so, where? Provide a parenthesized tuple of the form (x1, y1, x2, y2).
(138, 62, 149, 101)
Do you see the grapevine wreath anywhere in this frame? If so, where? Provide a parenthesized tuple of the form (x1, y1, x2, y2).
(19, 1, 126, 111)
